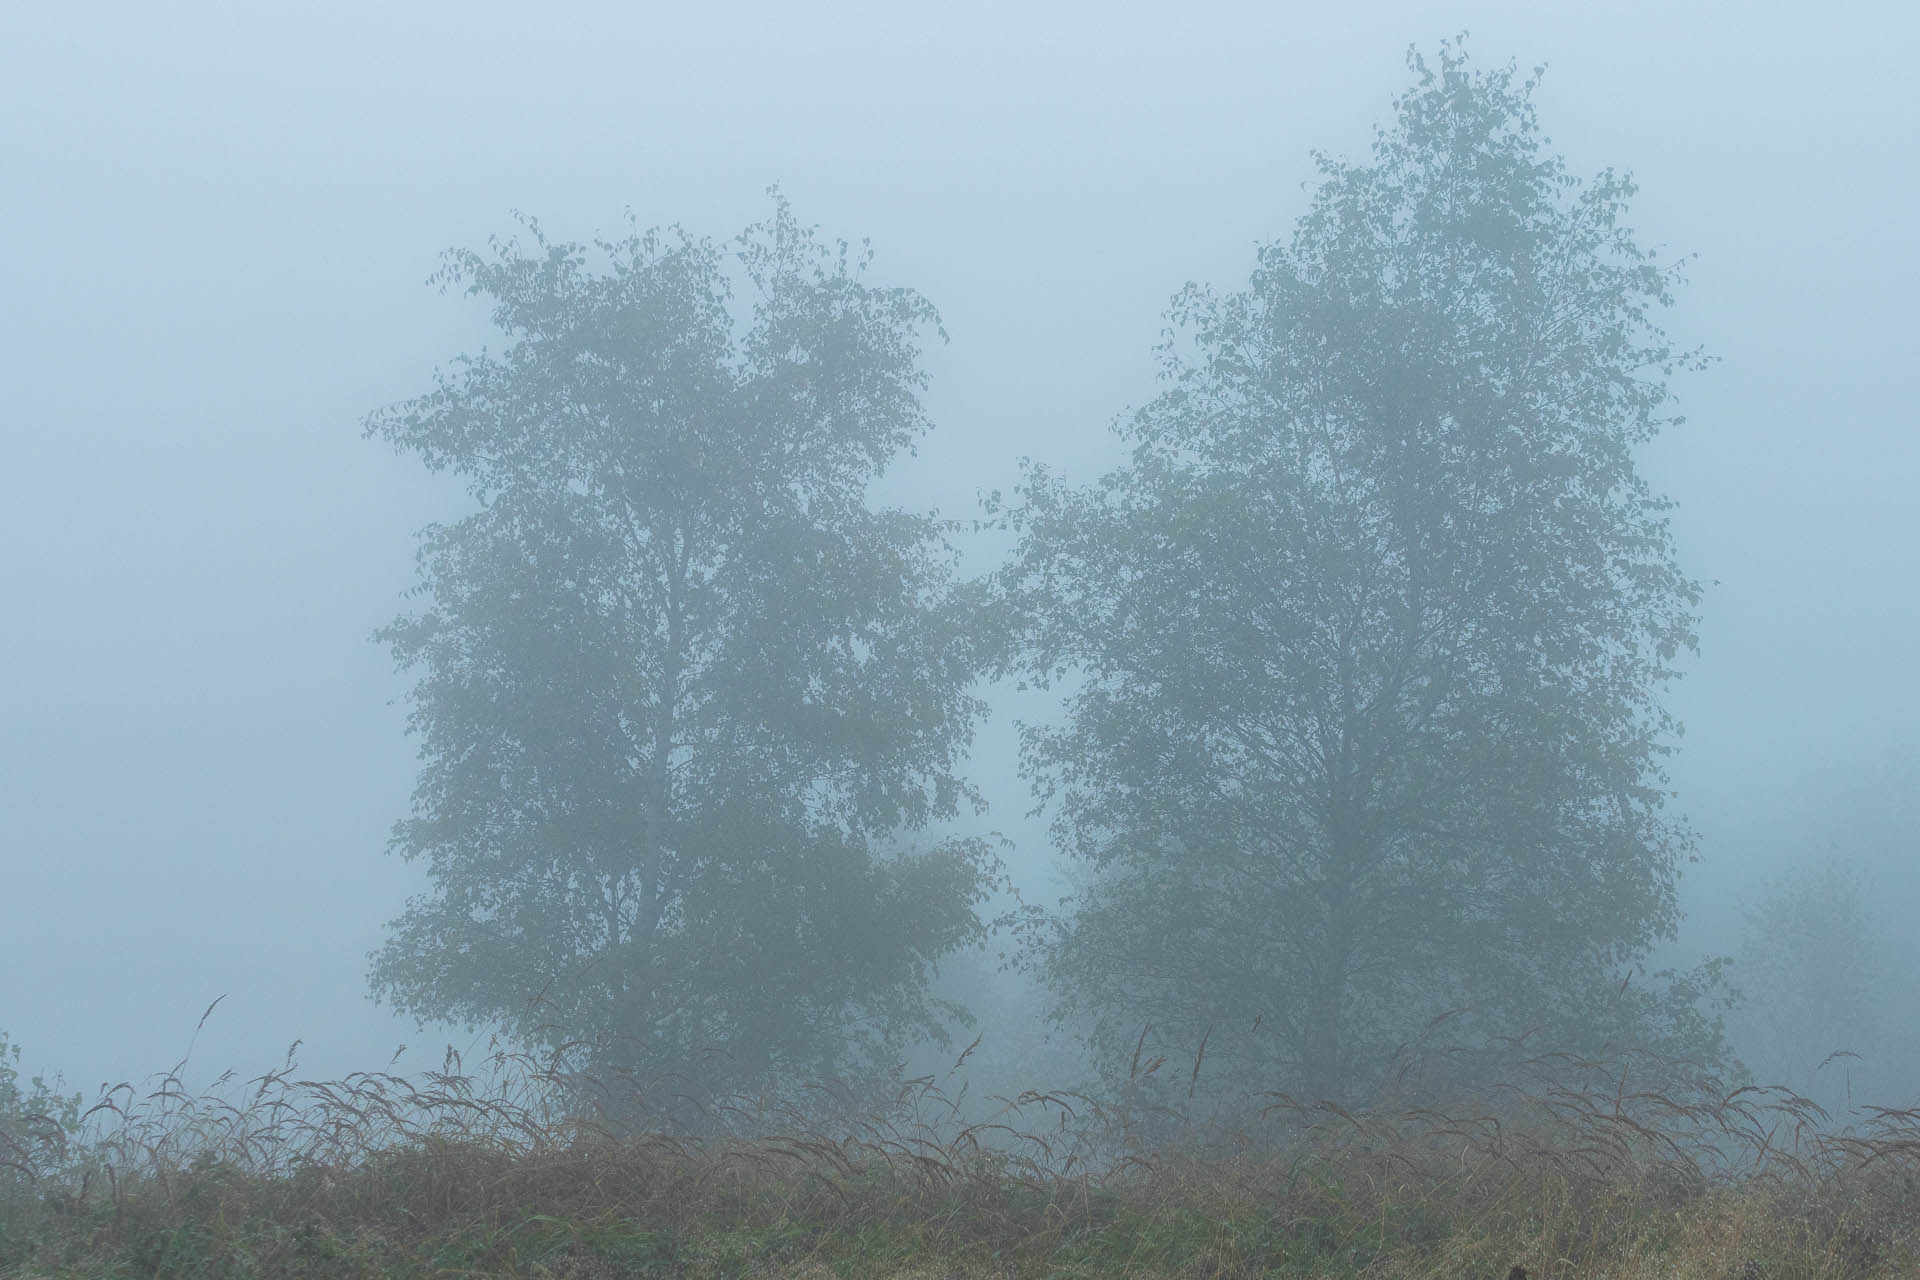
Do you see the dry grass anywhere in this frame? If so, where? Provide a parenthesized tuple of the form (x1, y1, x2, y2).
(2, 1029, 1917, 1278)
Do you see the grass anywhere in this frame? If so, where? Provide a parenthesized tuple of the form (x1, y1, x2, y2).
(2, 1034, 1918, 1278)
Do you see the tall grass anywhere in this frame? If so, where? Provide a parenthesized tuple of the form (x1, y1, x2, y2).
(2, 1021, 1917, 1278)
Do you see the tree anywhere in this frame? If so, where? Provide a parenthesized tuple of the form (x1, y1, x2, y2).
(997, 45, 1722, 1102)
(1730, 863, 1890, 1110)
(366, 198, 998, 1109)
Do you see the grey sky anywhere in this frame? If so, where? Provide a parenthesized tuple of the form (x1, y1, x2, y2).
(3, 0, 1914, 1094)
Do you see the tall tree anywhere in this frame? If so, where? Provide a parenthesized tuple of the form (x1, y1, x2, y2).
(366, 199, 997, 1107)
(999, 46, 1721, 1101)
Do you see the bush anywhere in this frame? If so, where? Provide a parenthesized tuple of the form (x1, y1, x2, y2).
(0, 1029, 82, 1202)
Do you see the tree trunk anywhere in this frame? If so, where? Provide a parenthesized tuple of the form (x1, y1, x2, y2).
(1301, 933, 1349, 1099)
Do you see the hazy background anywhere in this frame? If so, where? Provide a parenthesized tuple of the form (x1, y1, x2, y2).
(3, 0, 1914, 1099)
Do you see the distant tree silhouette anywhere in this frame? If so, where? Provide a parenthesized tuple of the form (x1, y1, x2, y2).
(997, 43, 1727, 1101)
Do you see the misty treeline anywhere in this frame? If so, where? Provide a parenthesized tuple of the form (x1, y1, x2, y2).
(342, 45, 1853, 1120)
(1726, 854, 1916, 1117)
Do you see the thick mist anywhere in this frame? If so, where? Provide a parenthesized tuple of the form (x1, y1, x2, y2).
(3, 1, 1916, 1119)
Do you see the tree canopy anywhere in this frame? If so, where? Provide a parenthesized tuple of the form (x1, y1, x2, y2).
(366, 198, 998, 1108)
(998, 45, 1723, 1101)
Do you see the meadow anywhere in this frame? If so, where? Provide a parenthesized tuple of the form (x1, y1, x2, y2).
(3, 1023, 1916, 1279)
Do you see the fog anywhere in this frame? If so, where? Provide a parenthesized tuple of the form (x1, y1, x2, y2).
(3, 1, 1915, 1113)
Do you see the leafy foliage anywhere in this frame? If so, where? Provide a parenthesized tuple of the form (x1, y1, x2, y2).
(997, 44, 1724, 1100)
(0, 1029, 80, 1197)
(366, 197, 999, 1107)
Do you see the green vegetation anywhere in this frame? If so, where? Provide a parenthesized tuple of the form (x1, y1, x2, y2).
(2, 1029, 1918, 1279)
(13, 38, 1902, 1280)
(0, 1030, 80, 1205)
(363, 195, 1000, 1107)
(993, 41, 1723, 1103)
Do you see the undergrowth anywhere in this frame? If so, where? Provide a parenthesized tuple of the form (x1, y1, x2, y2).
(2, 1029, 1917, 1278)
